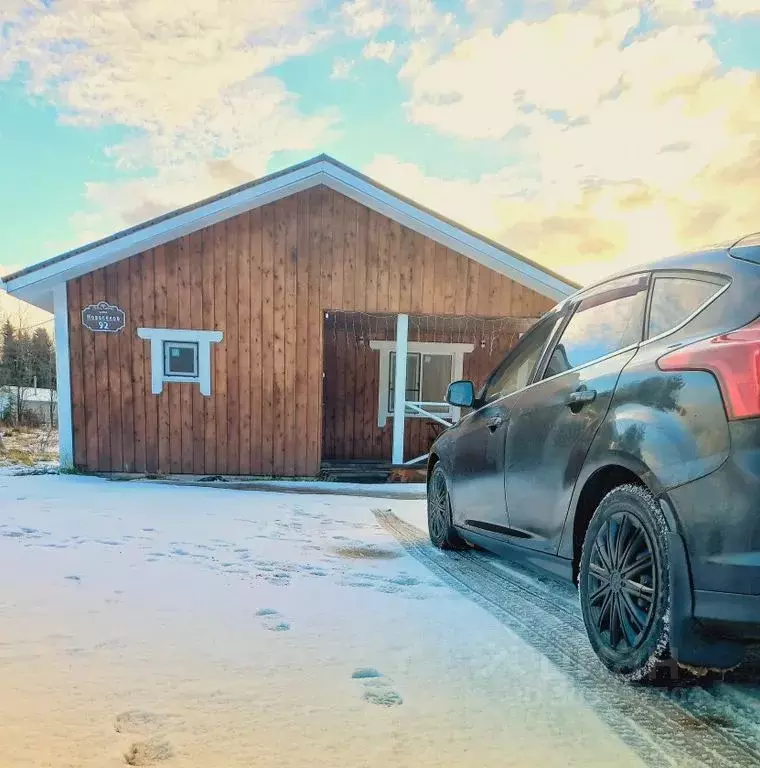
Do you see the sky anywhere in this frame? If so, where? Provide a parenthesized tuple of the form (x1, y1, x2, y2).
(1, 0, 760, 326)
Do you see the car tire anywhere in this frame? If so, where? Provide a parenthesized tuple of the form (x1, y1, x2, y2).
(427, 464, 467, 550)
(578, 483, 672, 682)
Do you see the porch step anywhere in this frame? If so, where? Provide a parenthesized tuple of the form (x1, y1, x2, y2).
(320, 461, 427, 485)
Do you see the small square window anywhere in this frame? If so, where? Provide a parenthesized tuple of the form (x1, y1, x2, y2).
(163, 341, 199, 378)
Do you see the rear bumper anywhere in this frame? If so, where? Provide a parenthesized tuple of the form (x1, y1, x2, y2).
(667, 531, 756, 668)
(666, 419, 760, 598)
(693, 589, 760, 640)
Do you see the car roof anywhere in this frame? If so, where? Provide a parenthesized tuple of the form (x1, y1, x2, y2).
(561, 241, 738, 309)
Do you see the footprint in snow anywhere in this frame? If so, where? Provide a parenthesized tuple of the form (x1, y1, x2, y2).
(352, 667, 382, 679)
(114, 710, 166, 735)
(351, 667, 403, 707)
(123, 736, 173, 765)
(256, 608, 291, 632)
(363, 687, 404, 707)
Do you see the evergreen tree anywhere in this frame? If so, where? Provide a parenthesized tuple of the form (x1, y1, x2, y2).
(0, 320, 18, 386)
(0, 321, 56, 425)
(29, 328, 54, 389)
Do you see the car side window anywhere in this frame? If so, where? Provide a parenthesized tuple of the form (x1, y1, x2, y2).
(647, 276, 725, 339)
(543, 274, 648, 379)
(484, 315, 562, 402)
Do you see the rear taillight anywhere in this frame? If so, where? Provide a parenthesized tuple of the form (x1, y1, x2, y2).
(657, 318, 760, 420)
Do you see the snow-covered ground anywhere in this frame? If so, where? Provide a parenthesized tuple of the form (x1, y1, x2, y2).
(0, 474, 643, 768)
(3, 475, 760, 767)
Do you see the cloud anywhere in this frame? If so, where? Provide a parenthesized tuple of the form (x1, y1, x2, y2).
(340, 0, 391, 36)
(362, 40, 396, 63)
(75, 94, 337, 237)
(369, 6, 760, 284)
(2, 0, 335, 233)
(404, 10, 643, 139)
(5, 0, 760, 292)
(366, 154, 520, 234)
(331, 57, 357, 80)
(463, 0, 513, 26)
(340, 0, 456, 37)
(1, 0, 323, 131)
(368, 5, 760, 281)
(711, 0, 760, 17)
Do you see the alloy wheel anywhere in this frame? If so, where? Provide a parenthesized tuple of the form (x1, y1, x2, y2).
(587, 511, 656, 652)
(428, 471, 450, 542)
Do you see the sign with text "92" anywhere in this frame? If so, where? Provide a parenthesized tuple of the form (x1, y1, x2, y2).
(82, 302, 126, 333)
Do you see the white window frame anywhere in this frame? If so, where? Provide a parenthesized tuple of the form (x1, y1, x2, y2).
(137, 328, 223, 396)
(164, 341, 199, 378)
(369, 340, 474, 428)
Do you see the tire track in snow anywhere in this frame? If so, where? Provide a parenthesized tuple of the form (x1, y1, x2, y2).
(374, 510, 760, 768)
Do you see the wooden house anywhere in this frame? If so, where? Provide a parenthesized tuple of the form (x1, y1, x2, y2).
(1, 156, 576, 476)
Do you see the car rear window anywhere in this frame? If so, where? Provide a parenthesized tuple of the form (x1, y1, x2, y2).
(647, 276, 724, 339)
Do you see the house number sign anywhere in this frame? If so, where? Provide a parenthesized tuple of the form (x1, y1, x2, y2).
(82, 301, 126, 333)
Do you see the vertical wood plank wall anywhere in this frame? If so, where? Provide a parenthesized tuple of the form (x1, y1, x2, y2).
(67, 186, 555, 475)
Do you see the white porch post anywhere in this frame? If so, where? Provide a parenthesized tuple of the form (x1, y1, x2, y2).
(392, 313, 409, 465)
(53, 283, 74, 469)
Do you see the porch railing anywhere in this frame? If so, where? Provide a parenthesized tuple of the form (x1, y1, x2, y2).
(402, 401, 458, 466)
(405, 401, 453, 428)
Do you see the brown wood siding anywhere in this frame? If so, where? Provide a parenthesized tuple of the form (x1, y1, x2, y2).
(322, 312, 538, 462)
(67, 186, 555, 475)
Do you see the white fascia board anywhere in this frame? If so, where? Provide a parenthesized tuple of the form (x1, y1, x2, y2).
(321, 163, 574, 301)
(0, 278, 54, 312)
(0, 280, 53, 313)
(4, 157, 575, 310)
(3, 165, 325, 307)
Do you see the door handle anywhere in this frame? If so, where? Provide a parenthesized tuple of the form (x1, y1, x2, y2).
(566, 388, 597, 410)
(486, 415, 504, 432)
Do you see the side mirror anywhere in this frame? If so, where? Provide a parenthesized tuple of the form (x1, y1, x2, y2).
(446, 380, 476, 408)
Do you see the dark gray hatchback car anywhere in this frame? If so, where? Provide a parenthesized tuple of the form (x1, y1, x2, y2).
(427, 234, 760, 681)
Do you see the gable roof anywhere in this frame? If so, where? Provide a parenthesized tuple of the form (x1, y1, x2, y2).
(1, 154, 578, 311)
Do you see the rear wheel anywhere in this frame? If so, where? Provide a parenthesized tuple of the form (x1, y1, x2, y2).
(427, 464, 467, 550)
(579, 484, 672, 682)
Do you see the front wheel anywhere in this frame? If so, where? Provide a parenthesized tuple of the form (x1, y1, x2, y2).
(427, 464, 467, 550)
(578, 484, 672, 682)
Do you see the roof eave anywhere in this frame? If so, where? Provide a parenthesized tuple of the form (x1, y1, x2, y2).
(2, 156, 577, 308)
